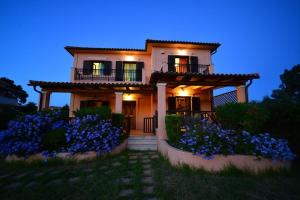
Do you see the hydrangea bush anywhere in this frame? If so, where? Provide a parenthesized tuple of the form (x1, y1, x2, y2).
(65, 115, 122, 154)
(0, 110, 64, 157)
(179, 117, 295, 161)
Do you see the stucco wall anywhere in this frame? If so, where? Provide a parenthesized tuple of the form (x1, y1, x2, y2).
(158, 140, 290, 173)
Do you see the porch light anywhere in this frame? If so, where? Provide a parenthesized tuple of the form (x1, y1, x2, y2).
(125, 55, 134, 61)
(178, 87, 189, 96)
(177, 49, 187, 55)
(123, 94, 133, 101)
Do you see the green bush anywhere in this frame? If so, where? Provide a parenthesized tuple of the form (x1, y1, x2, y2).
(215, 103, 269, 134)
(112, 113, 124, 128)
(262, 99, 300, 156)
(42, 128, 67, 151)
(73, 106, 112, 119)
(165, 115, 182, 143)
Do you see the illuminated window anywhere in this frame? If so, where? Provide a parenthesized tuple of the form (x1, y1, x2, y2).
(174, 57, 188, 73)
(123, 63, 137, 81)
(93, 62, 105, 76)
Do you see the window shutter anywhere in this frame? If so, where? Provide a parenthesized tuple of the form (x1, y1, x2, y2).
(190, 56, 198, 73)
(103, 61, 112, 75)
(167, 97, 176, 114)
(83, 61, 93, 75)
(136, 62, 144, 81)
(102, 101, 110, 107)
(115, 61, 123, 81)
(168, 55, 176, 72)
(192, 97, 201, 112)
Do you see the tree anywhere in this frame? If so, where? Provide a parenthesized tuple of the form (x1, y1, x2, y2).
(270, 64, 300, 103)
(0, 77, 28, 104)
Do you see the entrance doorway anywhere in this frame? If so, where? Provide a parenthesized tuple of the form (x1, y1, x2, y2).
(123, 101, 136, 129)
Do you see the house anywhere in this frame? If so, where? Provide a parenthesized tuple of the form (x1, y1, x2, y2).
(28, 39, 259, 140)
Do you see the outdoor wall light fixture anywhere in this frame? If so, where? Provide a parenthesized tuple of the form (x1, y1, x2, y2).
(125, 55, 134, 61)
(178, 49, 187, 55)
(123, 94, 133, 101)
(178, 87, 189, 96)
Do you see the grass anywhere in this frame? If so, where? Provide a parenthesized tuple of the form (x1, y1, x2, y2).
(0, 151, 299, 200)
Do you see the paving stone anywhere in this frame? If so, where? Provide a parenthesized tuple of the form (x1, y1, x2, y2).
(14, 173, 28, 179)
(119, 177, 132, 185)
(143, 169, 152, 176)
(33, 172, 44, 177)
(0, 173, 11, 179)
(129, 160, 137, 164)
(143, 164, 151, 169)
(99, 166, 108, 170)
(86, 173, 96, 179)
(6, 182, 22, 189)
(144, 198, 159, 200)
(104, 170, 112, 175)
(143, 185, 154, 194)
(69, 177, 80, 183)
(141, 176, 154, 184)
(112, 162, 121, 167)
(150, 155, 159, 159)
(47, 179, 63, 185)
(142, 159, 151, 163)
(25, 181, 38, 188)
(129, 155, 138, 159)
(119, 189, 134, 197)
(83, 168, 94, 173)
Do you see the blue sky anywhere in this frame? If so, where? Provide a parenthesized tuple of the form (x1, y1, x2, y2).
(0, 0, 299, 106)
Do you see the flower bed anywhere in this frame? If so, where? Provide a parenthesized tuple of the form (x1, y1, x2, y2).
(162, 116, 295, 172)
(0, 109, 127, 162)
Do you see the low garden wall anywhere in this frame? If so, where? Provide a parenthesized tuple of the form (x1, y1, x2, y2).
(6, 139, 128, 163)
(158, 140, 291, 173)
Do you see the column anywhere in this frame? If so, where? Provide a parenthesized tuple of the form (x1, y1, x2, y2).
(236, 85, 246, 103)
(44, 91, 51, 110)
(115, 92, 123, 113)
(38, 92, 44, 111)
(157, 83, 167, 140)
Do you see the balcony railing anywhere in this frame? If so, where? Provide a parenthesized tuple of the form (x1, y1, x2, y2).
(168, 63, 210, 74)
(167, 110, 216, 122)
(74, 68, 142, 82)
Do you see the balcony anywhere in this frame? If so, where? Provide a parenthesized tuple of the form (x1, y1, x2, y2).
(167, 63, 210, 74)
(74, 68, 143, 82)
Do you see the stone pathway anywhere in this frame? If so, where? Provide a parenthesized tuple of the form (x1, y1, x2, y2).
(1, 151, 160, 199)
(117, 151, 159, 199)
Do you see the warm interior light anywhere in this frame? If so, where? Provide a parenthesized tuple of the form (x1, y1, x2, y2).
(123, 94, 134, 101)
(178, 87, 189, 96)
(125, 55, 134, 61)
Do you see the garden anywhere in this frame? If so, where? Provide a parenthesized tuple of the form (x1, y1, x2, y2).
(0, 106, 127, 161)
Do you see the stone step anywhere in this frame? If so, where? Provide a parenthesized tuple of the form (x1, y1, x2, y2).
(127, 144, 157, 151)
(128, 140, 157, 145)
(127, 136, 158, 151)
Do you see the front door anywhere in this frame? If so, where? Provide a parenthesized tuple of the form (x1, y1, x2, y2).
(123, 101, 136, 129)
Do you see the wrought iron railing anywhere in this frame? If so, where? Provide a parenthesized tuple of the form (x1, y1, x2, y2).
(74, 68, 142, 81)
(167, 64, 210, 74)
(166, 110, 216, 122)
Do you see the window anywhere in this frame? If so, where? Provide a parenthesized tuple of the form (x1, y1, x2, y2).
(92, 62, 105, 76)
(176, 97, 191, 112)
(123, 62, 137, 81)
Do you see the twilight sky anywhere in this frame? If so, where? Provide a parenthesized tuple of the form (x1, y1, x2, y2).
(0, 0, 299, 106)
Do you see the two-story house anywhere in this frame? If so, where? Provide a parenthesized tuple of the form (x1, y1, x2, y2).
(29, 39, 259, 140)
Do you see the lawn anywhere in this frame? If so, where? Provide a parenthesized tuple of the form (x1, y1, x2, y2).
(0, 151, 299, 200)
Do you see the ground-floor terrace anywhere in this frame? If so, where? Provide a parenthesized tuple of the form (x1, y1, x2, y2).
(29, 72, 258, 139)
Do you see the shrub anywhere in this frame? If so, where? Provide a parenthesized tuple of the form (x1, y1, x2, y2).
(179, 118, 295, 161)
(65, 115, 122, 154)
(262, 99, 300, 156)
(112, 113, 124, 128)
(42, 128, 67, 152)
(0, 110, 64, 156)
(216, 103, 269, 134)
(165, 115, 182, 143)
(73, 106, 111, 119)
